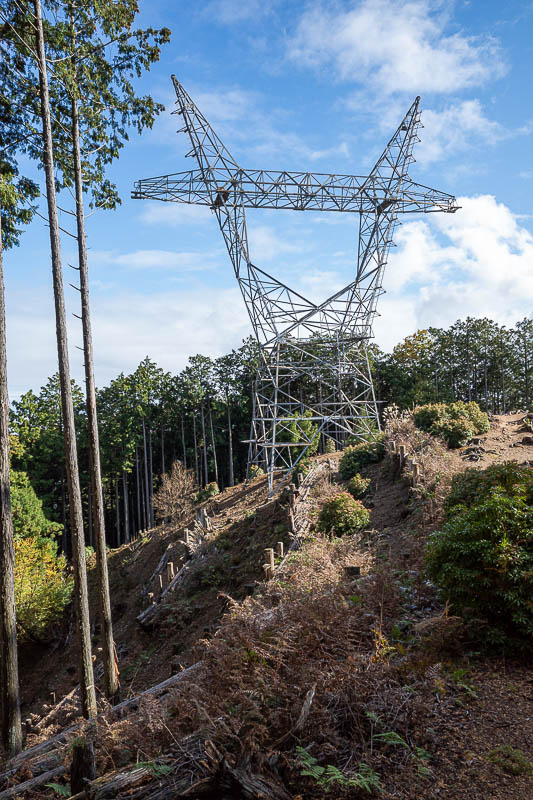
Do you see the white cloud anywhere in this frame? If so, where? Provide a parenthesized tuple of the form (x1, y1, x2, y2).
(91, 249, 219, 272)
(6, 285, 251, 397)
(248, 224, 303, 262)
(138, 202, 213, 227)
(416, 100, 505, 164)
(287, 0, 505, 95)
(374, 195, 533, 351)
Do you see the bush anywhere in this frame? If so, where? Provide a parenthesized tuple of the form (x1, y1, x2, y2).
(249, 464, 265, 478)
(317, 493, 370, 536)
(153, 461, 196, 524)
(339, 434, 386, 479)
(413, 401, 489, 448)
(195, 481, 220, 504)
(277, 410, 319, 475)
(426, 465, 533, 648)
(10, 470, 62, 543)
(445, 462, 533, 514)
(14, 536, 72, 641)
(347, 473, 370, 499)
(324, 438, 336, 454)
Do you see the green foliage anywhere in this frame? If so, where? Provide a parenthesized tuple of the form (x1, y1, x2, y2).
(487, 746, 532, 776)
(317, 493, 370, 536)
(14, 536, 72, 641)
(339, 434, 386, 479)
(296, 747, 381, 794)
(276, 410, 319, 475)
(324, 438, 336, 454)
(347, 473, 371, 499)
(413, 401, 490, 448)
(445, 462, 533, 513)
(194, 481, 220, 504)
(10, 469, 61, 543)
(135, 761, 173, 778)
(426, 464, 533, 647)
(249, 464, 265, 478)
(45, 784, 71, 798)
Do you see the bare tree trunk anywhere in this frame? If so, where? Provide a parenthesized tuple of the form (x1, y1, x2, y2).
(208, 404, 219, 486)
(200, 402, 208, 486)
(0, 196, 22, 756)
(148, 426, 154, 527)
(135, 447, 141, 534)
(71, 88, 118, 703)
(181, 415, 187, 468)
(87, 482, 93, 548)
(115, 479, 120, 547)
(142, 419, 150, 529)
(193, 415, 199, 486)
(226, 397, 234, 487)
(122, 470, 129, 544)
(34, 0, 96, 718)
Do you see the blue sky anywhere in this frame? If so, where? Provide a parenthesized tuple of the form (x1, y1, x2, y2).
(5, 0, 533, 397)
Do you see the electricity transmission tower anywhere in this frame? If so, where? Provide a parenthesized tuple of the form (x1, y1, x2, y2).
(133, 76, 458, 492)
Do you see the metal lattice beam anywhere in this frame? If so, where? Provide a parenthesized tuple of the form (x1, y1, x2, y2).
(132, 76, 458, 493)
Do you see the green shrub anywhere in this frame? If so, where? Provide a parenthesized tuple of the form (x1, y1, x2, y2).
(14, 536, 73, 641)
(347, 473, 371, 499)
(277, 410, 319, 475)
(194, 481, 220, 504)
(249, 464, 265, 478)
(317, 493, 370, 536)
(324, 438, 336, 454)
(413, 401, 489, 448)
(339, 434, 386, 479)
(11, 470, 62, 543)
(445, 462, 533, 514)
(426, 469, 533, 648)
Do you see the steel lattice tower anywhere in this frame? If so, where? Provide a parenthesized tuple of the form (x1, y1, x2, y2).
(133, 76, 458, 492)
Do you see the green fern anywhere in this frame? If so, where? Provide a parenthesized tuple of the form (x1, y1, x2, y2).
(296, 747, 381, 794)
(45, 784, 71, 798)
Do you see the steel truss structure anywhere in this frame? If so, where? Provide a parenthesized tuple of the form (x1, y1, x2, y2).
(133, 76, 458, 492)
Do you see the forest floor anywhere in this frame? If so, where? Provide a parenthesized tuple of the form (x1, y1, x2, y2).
(3, 412, 533, 799)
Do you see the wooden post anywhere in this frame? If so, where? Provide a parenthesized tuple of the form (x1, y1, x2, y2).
(412, 461, 419, 486)
(398, 444, 406, 469)
(70, 736, 96, 795)
(263, 563, 272, 580)
(265, 548, 275, 573)
(167, 562, 175, 583)
(276, 541, 284, 558)
(158, 574, 163, 592)
(390, 440, 397, 453)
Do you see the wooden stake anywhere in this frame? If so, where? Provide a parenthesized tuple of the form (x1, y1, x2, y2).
(398, 444, 406, 469)
(412, 461, 419, 485)
(276, 541, 284, 558)
(265, 548, 275, 573)
(158, 574, 163, 591)
(167, 562, 175, 583)
(263, 563, 272, 580)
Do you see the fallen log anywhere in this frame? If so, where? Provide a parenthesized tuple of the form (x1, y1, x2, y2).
(0, 765, 65, 799)
(1, 664, 201, 780)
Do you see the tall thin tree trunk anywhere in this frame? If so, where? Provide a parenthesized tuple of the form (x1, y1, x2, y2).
(161, 424, 165, 475)
(200, 402, 208, 486)
(61, 472, 67, 555)
(123, 470, 129, 544)
(87, 482, 93, 548)
(148, 426, 154, 527)
(115, 479, 120, 547)
(70, 84, 118, 702)
(0, 196, 22, 756)
(135, 447, 141, 534)
(193, 415, 199, 486)
(142, 418, 150, 529)
(208, 405, 219, 486)
(181, 415, 187, 468)
(226, 396, 234, 487)
(34, 0, 96, 719)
